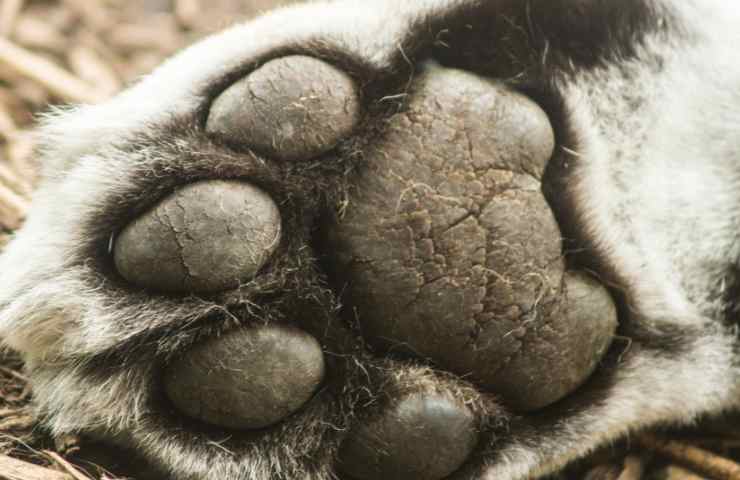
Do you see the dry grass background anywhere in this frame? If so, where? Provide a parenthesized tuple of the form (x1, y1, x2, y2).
(0, 0, 739, 479)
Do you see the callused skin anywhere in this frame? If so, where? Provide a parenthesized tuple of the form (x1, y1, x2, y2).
(328, 65, 617, 411)
(114, 180, 282, 293)
(337, 392, 479, 480)
(164, 324, 325, 430)
(206, 55, 362, 162)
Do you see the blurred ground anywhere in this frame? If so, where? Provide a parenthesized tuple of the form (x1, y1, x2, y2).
(0, 1, 739, 479)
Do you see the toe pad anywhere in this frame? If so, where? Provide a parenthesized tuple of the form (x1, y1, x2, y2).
(206, 55, 361, 162)
(164, 324, 325, 430)
(338, 393, 478, 480)
(114, 180, 281, 293)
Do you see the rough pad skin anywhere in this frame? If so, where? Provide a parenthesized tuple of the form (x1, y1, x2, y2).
(0, 1, 740, 480)
(206, 55, 361, 161)
(164, 324, 325, 429)
(328, 65, 618, 411)
(114, 180, 281, 293)
(337, 392, 479, 480)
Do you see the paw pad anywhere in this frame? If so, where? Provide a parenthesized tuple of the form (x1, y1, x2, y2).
(114, 179, 281, 293)
(338, 392, 478, 480)
(206, 55, 361, 161)
(328, 65, 618, 410)
(164, 324, 325, 429)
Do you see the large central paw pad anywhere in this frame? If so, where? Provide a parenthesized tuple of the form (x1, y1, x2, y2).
(328, 66, 617, 411)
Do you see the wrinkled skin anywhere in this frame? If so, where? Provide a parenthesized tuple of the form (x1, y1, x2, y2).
(0, 1, 739, 480)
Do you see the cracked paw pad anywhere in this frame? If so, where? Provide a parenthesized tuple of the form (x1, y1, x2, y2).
(96, 55, 618, 479)
(328, 65, 618, 410)
(113, 179, 281, 293)
(206, 55, 361, 161)
(164, 324, 325, 429)
(338, 392, 479, 480)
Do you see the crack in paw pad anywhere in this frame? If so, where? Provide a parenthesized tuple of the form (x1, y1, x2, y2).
(206, 55, 362, 161)
(164, 324, 325, 429)
(114, 179, 281, 293)
(327, 65, 618, 411)
(337, 392, 479, 480)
